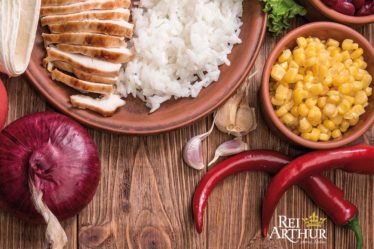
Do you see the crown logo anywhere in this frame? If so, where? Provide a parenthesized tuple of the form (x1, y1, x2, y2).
(302, 212, 326, 228)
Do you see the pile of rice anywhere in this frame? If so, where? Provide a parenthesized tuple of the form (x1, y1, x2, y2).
(117, 0, 243, 112)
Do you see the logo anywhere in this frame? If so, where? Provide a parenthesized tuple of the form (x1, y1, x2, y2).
(269, 213, 327, 244)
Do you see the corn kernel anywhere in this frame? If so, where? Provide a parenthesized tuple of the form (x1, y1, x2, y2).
(339, 84, 352, 95)
(293, 88, 307, 104)
(331, 129, 342, 139)
(318, 124, 330, 134)
(327, 94, 340, 104)
(280, 61, 288, 69)
(340, 121, 350, 132)
(291, 106, 299, 117)
(310, 83, 324, 95)
(301, 133, 311, 140)
(344, 59, 353, 68)
(365, 87, 372, 96)
(351, 48, 364, 60)
(355, 91, 368, 105)
(362, 74, 372, 88)
(276, 106, 289, 117)
(308, 106, 322, 126)
(352, 81, 363, 92)
(305, 57, 317, 67)
(298, 103, 309, 117)
(297, 37, 307, 48)
(349, 116, 359, 126)
(275, 84, 290, 100)
(319, 133, 331, 141)
(337, 99, 352, 115)
(343, 95, 355, 105)
(323, 120, 336, 130)
(323, 103, 337, 118)
(341, 51, 350, 61)
(317, 97, 327, 108)
(327, 39, 339, 47)
(271, 97, 284, 106)
(306, 98, 317, 108)
(331, 115, 343, 125)
(279, 49, 292, 63)
(355, 58, 367, 69)
(283, 68, 298, 83)
(282, 113, 298, 128)
(299, 118, 312, 133)
(271, 64, 286, 81)
(309, 128, 321, 142)
(342, 39, 354, 51)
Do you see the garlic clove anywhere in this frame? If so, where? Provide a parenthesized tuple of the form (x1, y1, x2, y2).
(230, 104, 257, 137)
(208, 137, 249, 167)
(214, 71, 257, 135)
(183, 117, 216, 170)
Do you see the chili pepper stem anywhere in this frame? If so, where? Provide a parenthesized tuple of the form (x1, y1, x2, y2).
(346, 216, 363, 249)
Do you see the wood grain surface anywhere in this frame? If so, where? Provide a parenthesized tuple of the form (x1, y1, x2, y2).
(0, 18, 373, 249)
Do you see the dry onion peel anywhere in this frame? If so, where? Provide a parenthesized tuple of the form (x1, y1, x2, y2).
(0, 0, 41, 76)
(183, 116, 216, 170)
(208, 137, 249, 167)
(29, 178, 67, 249)
(215, 71, 258, 137)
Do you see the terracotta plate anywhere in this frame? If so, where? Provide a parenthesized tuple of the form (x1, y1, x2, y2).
(26, 0, 267, 134)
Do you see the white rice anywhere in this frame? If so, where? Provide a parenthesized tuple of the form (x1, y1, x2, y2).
(117, 0, 243, 112)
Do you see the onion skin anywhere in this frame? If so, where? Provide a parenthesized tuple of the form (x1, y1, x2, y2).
(0, 112, 100, 224)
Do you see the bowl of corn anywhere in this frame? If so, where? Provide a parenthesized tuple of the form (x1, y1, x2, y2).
(261, 22, 374, 149)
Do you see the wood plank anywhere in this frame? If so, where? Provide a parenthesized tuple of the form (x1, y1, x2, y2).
(78, 123, 208, 248)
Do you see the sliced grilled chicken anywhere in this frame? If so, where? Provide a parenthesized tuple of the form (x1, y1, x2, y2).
(42, 33, 126, 48)
(41, 9, 130, 26)
(45, 47, 122, 77)
(70, 94, 125, 117)
(51, 69, 114, 94)
(42, 0, 87, 6)
(52, 61, 118, 84)
(48, 20, 134, 38)
(56, 44, 133, 63)
(41, 0, 131, 16)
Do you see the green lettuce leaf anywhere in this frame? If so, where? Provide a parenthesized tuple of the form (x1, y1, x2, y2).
(262, 0, 307, 36)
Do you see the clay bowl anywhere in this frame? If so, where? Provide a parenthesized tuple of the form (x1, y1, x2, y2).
(301, 0, 374, 26)
(26, 0, 267, 135)
(261, 22, 374, 150)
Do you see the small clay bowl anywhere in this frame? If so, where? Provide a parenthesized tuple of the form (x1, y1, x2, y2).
(301, 0, 374, 26)
(261, 22, 374, 150)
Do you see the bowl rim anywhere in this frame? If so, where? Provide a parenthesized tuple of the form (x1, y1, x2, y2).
(262, 21, 374, 149)
(308, 0, 374, 24)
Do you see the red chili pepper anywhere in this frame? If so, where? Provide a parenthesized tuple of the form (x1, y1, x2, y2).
(262, 144, 374, 248)
(193, 150, 362, 248)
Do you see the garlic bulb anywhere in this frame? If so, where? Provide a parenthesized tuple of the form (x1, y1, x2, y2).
(183, 117, 215, 170)
(215, 71, 258, 136)
(208, 137, 249, 166)
(0, 0, 41, 76)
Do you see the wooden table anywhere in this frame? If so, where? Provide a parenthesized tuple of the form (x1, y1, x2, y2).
(0, 18, 373, 249)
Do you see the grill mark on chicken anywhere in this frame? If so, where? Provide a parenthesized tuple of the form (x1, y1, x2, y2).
(41, 9, 130, 26)
(42, 33, 126, 48)
(41, 0, 131, 16)
(52, 61, 118, 84)
(48, 20, 134, 38)
(51, 69, 114, 94)
(56, 44, 133, 63)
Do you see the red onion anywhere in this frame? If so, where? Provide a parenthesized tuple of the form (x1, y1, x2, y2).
(0, 79, 7, 129)
(0, 112, 100, 248)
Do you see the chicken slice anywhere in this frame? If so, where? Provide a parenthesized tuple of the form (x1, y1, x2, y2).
(70, 94, 125, 117)
(41, 0, 131, 16)
(44, 47, 122, 77)
(42, 0, 87, 6)
(51, 69, 114, 94)
(56, 44, 133, 64)
(42, 33, 126, 48)
(41, 9, 130, 26)
(51, 61, 118, 84)
(48, 20, 133, 38)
